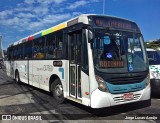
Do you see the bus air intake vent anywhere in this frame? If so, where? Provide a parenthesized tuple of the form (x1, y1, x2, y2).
(109, 75, 145, 84)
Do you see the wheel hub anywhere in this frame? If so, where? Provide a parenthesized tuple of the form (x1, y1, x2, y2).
(55, 84, 63, 97)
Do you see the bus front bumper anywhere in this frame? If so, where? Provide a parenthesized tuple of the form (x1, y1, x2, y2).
(90, 84, 151, 108)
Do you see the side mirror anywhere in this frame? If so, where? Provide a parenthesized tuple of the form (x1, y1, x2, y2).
(88, 30, 93, 43)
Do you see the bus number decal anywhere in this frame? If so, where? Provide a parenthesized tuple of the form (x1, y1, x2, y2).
(43, 65, 53, 71)
(53, 61, 62, 67)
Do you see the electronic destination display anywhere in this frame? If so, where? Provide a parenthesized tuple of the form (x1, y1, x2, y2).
(91, 16, 140, 33)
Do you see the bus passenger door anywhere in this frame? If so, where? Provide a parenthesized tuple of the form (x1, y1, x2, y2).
(68, 30, 82, 99)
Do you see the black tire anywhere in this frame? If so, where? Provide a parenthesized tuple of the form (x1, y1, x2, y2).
(15, 71, 21, 85)
(51, 79, 65, 103)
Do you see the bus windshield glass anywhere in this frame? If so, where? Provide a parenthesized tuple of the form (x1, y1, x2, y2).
(147, 51, 160, 65)
(92, 29, 147, 73)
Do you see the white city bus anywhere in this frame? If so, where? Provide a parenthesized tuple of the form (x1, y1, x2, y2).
(147, 48, 160, 96)
(6, 14, 150, 108)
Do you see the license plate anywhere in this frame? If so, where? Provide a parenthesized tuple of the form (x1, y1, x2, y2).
(123, 93, 134, 100)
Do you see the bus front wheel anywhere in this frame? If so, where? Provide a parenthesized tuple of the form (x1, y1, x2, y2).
(51, 79, 65, 103)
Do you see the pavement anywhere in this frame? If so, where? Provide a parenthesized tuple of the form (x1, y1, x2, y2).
(0, 68, 160, 123)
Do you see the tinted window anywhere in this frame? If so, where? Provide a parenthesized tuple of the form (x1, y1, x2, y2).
(24, 41, 32, 59)
(147, 51, 160, 65)
(17, 45, 23, 59)
(92, 29, 147, 73)
(13, 46, 17, 60)
(46, 31, 63, 59)
(33, 37, 45, 59)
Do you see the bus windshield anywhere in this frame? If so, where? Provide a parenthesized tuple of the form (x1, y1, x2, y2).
(147, 51, 160, 65)
(92, 29, 147, 73)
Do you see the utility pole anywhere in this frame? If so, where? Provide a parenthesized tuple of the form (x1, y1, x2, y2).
(103, 0, 105, 15)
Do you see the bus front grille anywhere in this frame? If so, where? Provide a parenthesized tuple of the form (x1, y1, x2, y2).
(109, 75, 145, 84)
(113, 94, 141, 103)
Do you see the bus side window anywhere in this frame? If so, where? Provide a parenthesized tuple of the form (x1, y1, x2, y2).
(33, 37, 45, 59)
(23, 41, 32, 59)
(56, 32, 63, 58)
(17, 44, 23, 59)
(14, 46, 18, 60)
(24, 43, 27, 59)
(10, 48, 13, 60)
(46, 31, 63, 59)
(46, 33, 55, 59)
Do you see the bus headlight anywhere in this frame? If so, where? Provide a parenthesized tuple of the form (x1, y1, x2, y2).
(95, 75, 109, 92)
(146, 73, 150, 86)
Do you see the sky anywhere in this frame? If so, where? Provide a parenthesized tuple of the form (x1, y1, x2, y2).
(0, 0, 160, 49)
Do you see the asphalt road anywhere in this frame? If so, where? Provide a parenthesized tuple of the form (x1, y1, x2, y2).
(0, 68, 160, 123)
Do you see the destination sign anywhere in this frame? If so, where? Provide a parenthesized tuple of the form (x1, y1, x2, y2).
(99, 60, 124, 68)
(91, 16, 140, 32)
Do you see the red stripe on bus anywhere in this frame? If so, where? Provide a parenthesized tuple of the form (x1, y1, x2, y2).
(28, 36, 34, 41)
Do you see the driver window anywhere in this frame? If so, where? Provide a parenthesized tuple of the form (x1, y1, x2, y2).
(100, 37, 119, 60)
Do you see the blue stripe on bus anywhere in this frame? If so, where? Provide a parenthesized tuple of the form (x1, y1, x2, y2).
(34, 33, 41, 39)
(59, 68, 64, 79)
(106, 80, 146, 94)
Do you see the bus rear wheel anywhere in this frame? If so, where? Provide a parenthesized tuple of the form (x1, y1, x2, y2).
(15, 71, 20, 84)
(51, 79, 65, 103)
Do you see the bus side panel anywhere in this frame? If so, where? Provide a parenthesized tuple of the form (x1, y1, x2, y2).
(6, 60, 15, 79)
(32, 60, 45, 88)
(29, 60, 33, 85)
(48, 60, 68, 94)
(29, 60, 64, 91)
(6, 61, 11, 77)
(16, 61, 29, 84)
(31, 60, 68, 92)
(62, 60, 69, 97)
(81, 71, 90, 106)
(11, 61, 15, 78)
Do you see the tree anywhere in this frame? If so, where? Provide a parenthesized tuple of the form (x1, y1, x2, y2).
(145, 39, 160, 50)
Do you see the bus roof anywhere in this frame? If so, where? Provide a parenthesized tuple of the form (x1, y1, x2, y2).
(8, 14, 138, 47)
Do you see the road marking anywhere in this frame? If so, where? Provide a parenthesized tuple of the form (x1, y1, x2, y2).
(0, 95, 10, 98)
